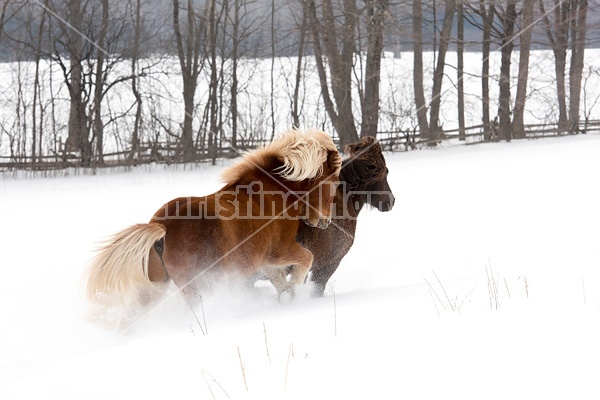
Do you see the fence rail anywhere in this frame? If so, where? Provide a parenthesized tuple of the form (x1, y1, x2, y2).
(2, 120, 599, 173)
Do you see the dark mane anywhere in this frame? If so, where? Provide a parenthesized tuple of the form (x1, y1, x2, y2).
(340, 136, 387, 190)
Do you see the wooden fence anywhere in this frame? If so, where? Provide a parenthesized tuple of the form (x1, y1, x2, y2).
(2, 120, 599, 173)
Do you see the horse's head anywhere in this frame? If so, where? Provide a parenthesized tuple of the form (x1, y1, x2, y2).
(343, 136, 395, 212)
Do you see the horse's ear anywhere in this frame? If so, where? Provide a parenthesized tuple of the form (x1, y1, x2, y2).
(361, 136, 376, 145)
(344, 136, 375, 156)
(344, 142, 360, 156)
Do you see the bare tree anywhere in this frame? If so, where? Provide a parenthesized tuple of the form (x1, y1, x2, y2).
(467, 0, 513, 141)
(230, 0, 241, 147)
(304, 0, 389, 145)
(512, 0, 535, 139)
(360, 0, 388, 138)
(207, 0, 219, 163)
(540, 0, 572, 131)
(478, 0, 495, 140)
(457, 0, 465, 141)
(306, 0, 359, 145)
(91, 0, 109, 165)
(226, 0, 263, 147)
(412, 0, 455, 144)
(497, 0, 517, 141)
(291, 2, 308, 129)
(429, 0, 456, 140)
(569, 0, 587, 133)
(539, 0, 587, 134)
(270, 0, 276, 139)
(129, 0, 144, 161)
(412, 0, 430, 136)
(61, 0, 92, 163)
(172, 0, 208, 162)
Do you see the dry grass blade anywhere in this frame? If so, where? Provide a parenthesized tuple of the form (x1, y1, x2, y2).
(284, 342, 294, 390)
(202, 368, 231, 400)
(263, 322, 271, 364)
(237, 346, 248, 391)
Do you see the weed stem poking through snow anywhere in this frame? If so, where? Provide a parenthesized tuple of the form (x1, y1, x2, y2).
(183, 290, 207, 335)
(263, 322, 271, 364)
(285, 343, 294, 389)
(333, 290, 337, 337)
(237, 346, 248, 391)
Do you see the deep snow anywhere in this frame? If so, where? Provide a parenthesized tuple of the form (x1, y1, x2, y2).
(1, 135, 600, 399)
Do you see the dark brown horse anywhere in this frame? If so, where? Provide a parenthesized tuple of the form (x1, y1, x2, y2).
(296, 136, 395, 296)
(86, 129, 342, 308)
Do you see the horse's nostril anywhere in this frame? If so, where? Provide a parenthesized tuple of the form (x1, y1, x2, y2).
(382, 199, 394, 212)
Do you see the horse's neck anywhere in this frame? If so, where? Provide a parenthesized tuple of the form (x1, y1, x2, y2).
(336, 187, 365, 218)
(339, 167, 366, 217)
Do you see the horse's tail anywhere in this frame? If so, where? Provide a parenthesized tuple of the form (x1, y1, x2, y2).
(86, 222, 167, 307)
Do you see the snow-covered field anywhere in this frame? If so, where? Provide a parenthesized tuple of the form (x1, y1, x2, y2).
(2, 134, 600, 399)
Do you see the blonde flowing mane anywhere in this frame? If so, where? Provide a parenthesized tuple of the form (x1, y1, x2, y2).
(221, 129, 340, 185)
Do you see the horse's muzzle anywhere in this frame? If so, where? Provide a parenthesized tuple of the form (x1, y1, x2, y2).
(377, 193, 396, 212)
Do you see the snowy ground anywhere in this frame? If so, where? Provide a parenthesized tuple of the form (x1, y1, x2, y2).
(1, 135, 600, 399)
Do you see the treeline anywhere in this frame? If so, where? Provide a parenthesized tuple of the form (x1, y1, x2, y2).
(0, 0, 597, 168)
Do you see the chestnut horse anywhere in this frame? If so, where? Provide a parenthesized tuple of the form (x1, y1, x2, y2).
(86, 129, 341, 308)
(297, 136, 395, 296)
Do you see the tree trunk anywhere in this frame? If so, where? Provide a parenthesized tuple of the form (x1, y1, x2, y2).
(360, 0, 387, 138)
(457, 0, 465, 141)
(292, 6, 307, 129)
(173, 0, 204, 162)
(512, 0, 535, 139)
(497, 0, 517, 142)
(92, 0, 109, 166)
(569, 0, 587, 133)
(480, 1, 494, 141)
(270, 0, 276, 140)
(32, 2, 48, 164)
(429, 0, 455, 141)
(539, 0, 569, 132)
(130, 0, 143, 163)
(207, 0, 219, 164)
(230, 0, 240, 147)
(65, 0, 91, 165)
(412, 0, 430, 137)
(554, 49, 569, 131)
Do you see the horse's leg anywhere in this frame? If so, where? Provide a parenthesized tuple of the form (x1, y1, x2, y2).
(262, 266, 289, 297)
(287, 244, 313, 286)
(267, 244, 313, 300)
(158, 243, 207, 306)
(309, 259, 342, 297)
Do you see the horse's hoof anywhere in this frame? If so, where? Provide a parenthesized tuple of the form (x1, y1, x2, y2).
(278, 287, 295, 304)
